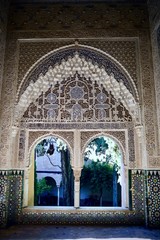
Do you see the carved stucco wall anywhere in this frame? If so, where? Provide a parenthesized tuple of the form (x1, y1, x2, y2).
(17, 40, 138, 91)
(0, 0, 9, 100)
(0, 2, 158, 170)
(148, 0, 160, 158)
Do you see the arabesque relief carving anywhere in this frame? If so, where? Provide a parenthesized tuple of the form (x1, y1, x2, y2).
(0, 1, 159, 169)
(8, 3, 148, 32)
(21, 72, 132, 124)
(17, 40, 138, 90)
(14, 46, 140, 131)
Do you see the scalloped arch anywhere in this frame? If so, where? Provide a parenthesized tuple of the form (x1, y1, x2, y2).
(15, 44, 140, 123)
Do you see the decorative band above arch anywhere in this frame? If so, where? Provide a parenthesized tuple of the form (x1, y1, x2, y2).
(16, 44, 139, 102)
(14, 44, 140, 124)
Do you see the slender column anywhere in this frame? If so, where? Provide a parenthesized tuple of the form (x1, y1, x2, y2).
(74, 130, 81, 167)
(11, 126, 20, 168)
(57, 185, 60, 206)
(73, 130, 82, 208)
(73, 168, 82, 208)
(122, 168, 128, 208)
(134, 125, 145, 168)
(23, 169, 29, 207)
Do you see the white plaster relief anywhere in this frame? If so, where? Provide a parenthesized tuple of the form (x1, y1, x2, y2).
(14, 52, 140, 124)
(16, 44, 139, 101)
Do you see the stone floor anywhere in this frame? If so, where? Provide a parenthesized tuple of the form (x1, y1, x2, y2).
(0, 225, 160, 240)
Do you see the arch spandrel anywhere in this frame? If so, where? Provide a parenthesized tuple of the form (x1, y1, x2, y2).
(21, 74, 132, 124)
(14, 44, 140, 125)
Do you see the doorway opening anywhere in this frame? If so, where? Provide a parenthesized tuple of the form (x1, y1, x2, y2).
(34, 136, 74, 206)
(80, 136, 124, 207)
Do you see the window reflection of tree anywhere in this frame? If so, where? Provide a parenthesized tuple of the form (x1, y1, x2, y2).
(34, 137, 74, 206)
(80, 136, 122, 207)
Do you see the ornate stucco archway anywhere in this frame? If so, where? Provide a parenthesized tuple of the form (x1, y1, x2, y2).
(14, 44, 140, 126)
(10, 43, 145, 211)
(1, 0, 159, 228)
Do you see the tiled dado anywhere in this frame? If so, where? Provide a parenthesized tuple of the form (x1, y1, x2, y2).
(0, 170, 160, 228)
(20, 208, 142, 226)
(0, 170, 23, 227)
(20, 170, 145, 226)
(19, 170, 159, 227)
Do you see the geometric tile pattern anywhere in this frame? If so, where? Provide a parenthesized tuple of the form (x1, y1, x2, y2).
(1, 169, 160, 228)
(19, 209, 141, 226)
(0, 170, 23, 227)
(19, 170, 146, 226)
(131, 170, 145, 224)
(147, 172, 160, 228)
(7, 175, 23, 225)
(131, 170, 145, 213)
(0, 176, 8, 228)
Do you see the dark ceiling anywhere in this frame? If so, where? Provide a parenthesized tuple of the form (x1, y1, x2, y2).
(11, 0, 147, 3)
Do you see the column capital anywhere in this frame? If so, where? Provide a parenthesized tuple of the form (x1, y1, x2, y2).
(73, 168, 82, 181)
(11, 126, 19, 137)
(135, 125, 143, 138)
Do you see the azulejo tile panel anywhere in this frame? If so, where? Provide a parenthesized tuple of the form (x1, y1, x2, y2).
(20, 209, 142, 226)
(147, 172, 160, 228)
(0, 176, 8, 227)
(131, 171, 145, 213)
(18, 170, 145, 226)
(7, 175, 23, 225)
(0, 169, 160, 228)
(0, 170, 23, 227)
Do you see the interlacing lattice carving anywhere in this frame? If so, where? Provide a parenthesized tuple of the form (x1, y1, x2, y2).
(22, 73, 132, 123)
(15, 50, 140, 125)
(17, 40, 138, 90)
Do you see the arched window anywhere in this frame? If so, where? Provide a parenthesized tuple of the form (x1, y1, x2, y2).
(34, 136, 74, 206)
(80, 136, 125, 208)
